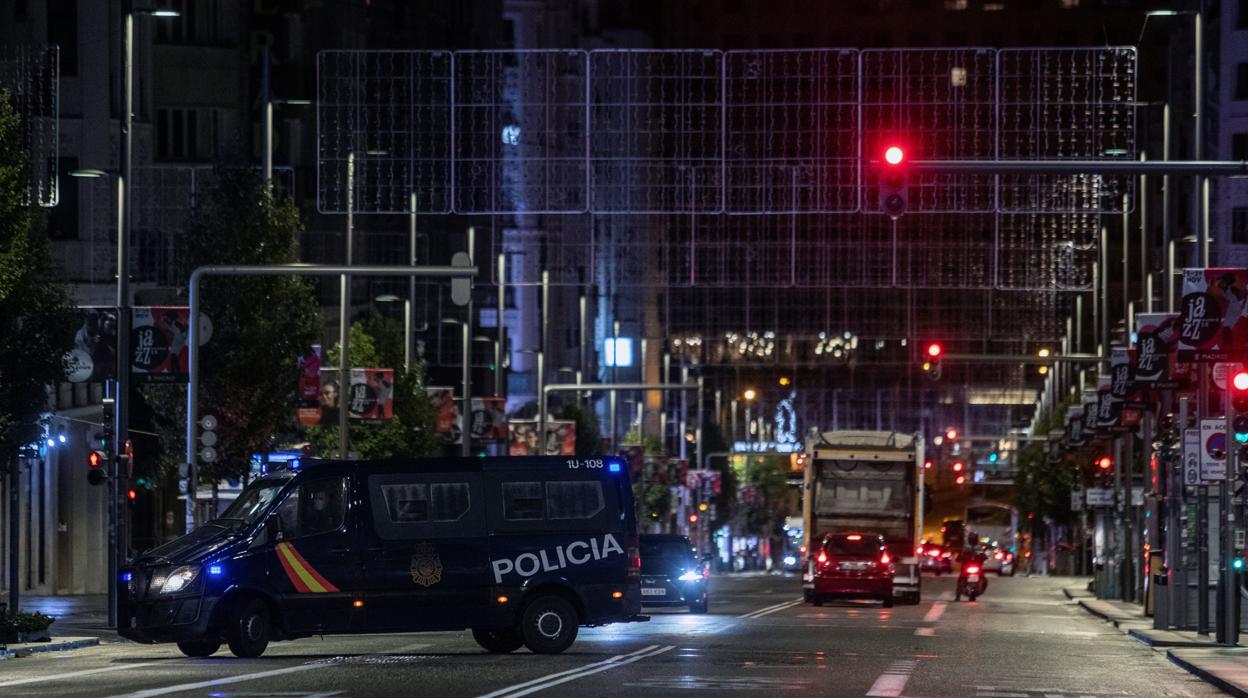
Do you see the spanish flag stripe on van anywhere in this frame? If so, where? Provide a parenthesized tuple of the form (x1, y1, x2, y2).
(276, 542, 340, 593)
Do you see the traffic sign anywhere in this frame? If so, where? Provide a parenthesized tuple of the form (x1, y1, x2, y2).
(1183, 428, 1201, 486)
(1200, 419, 1228, 481)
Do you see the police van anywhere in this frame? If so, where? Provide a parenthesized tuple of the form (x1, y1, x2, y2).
(119, 456, 645, 657)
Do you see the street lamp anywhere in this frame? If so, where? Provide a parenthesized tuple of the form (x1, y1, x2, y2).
(742, 388, 757, 445)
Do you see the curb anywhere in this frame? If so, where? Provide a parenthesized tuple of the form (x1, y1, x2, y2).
(1127, 628, 1220, 649)
(1167, 650, 1248, 698)
(0, 637, 100, 659)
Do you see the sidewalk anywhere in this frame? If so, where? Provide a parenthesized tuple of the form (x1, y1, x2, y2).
(0, 593, 117, 657)
(1065, 583, 1248, 697)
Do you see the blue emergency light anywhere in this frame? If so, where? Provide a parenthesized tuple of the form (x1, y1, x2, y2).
(208, 564, 223, 576)
(609, 462, 621, 473)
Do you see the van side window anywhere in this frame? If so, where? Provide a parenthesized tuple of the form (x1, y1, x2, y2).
(381, 484, 429, 523)
(430, 483, 471, 522)
(502, 482, 544, 520)
(275, 477, 348, 539)
(546, 481, 604, 520)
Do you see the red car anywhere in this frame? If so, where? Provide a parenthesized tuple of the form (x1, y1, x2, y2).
(806, 533, 895, 608)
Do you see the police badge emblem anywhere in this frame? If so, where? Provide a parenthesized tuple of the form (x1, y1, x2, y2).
(410, 542, 442, 586)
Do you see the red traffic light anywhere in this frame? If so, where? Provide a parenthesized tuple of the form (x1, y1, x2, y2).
(923, 460, 933, 470)
(87, 451, 105, 468)
(1096, 456, 1113, 470)
(952, 461, 965, 473)
(1234, 371, 1248, 392)
(127, 489, 137, 501)
(955, 475, 966, 485)
(945, 428, 958, 441)
(884, 145, 904, 166)
(925, 342, 943, 359)
(688, 514, 699, 524)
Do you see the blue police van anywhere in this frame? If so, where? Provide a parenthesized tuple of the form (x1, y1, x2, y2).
(119, 456, 645, 657)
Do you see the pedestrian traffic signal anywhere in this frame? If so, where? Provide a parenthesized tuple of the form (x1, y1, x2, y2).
(87, 449, 107, 486)
(87, 450, 105, 468)
(1234, 557, 1245, 572)
(878, 144, 908, 219)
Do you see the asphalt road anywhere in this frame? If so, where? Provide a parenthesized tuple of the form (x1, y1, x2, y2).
(0, 574, 1223, 697)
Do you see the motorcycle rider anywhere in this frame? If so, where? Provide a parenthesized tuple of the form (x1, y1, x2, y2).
(955, 546, 989, 601)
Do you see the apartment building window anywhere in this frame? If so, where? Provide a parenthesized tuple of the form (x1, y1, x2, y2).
(1234, 208, 1248, 245)
(1239, 0, 1248, 30)
(1238, 64, 1248, 101)
(1235, 133, 1248, 161)
(156, 107, 220, 161)
(47, 0, 77, 77)
(156, 0, 220, 44)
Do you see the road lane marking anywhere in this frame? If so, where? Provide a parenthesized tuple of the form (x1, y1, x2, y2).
(0, 661, 168, 688)
(476, 645, 662, 698)
(739, 598, 803, 619)
(923, 601, 946, 622)
(865, 659, 918, 697)
(484, 645, 676, 698)
(107, 663, 332, 698)
(914, 627, 935, 636)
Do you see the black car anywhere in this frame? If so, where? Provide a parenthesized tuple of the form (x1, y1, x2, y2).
(640, 534, 710, 613)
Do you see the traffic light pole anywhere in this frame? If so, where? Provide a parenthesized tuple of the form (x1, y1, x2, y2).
(1199, 367, 1210, 635)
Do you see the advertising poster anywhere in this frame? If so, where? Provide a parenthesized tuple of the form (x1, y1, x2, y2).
(129, 307, 213, 383)
(1179, 268, 1248, 362)
(1134, 313, 1186, 387)
(66, 307, 118, 382)
(507, 419, 577, 456)
(297, 345, 322, 426)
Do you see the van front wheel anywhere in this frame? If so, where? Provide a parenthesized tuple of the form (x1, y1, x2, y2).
(472, 627, 524, 653)
(519, 595, 579, 654)
(226, 598, 271, 658)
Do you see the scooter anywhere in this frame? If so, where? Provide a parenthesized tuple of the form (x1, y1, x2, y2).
(955, 563, 988, 601)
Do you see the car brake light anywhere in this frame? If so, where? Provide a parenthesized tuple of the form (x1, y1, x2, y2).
(994, 552, 1003, 560)
(880, 552, 890, 565)
(966, 565, 980, 574)
(928, 549, 940, 558)
(817, 550, 828, 565)
(626, 535, 641, 581)
(942, 552, 952, 559)
(846, 534, 862, 541)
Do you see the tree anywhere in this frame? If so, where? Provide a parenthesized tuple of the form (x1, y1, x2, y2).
(143, 159, 319, 484)
(554, 402, 603, 457)
(305, 317, 439, 459)
(0, 89, 75, 470)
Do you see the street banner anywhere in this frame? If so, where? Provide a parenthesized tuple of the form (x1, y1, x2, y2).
(1179, 268, 1248, 362)
(1134, 312, 1186, 387)
(1182, 428, 1201, 487)
(1200, 418, 1228, 481)
(426, 386, 460, 443)
(507, 419, 576, 455)
(1081, 397, 1097, 436)
(470, 397, 507, 441)
(66, 307, 118, 382)
(1067, 406, 1086, 447)
(297, 345, 322, 426)
(347, 368, 393, 422)
(319, 368, 393, 423)
(1095, 375, 1121, 434)
(1110, 346, 1145, 411)
(129, 307, 213, 383)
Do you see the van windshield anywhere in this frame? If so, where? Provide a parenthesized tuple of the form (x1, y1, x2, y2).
(216, 478, 289, 528)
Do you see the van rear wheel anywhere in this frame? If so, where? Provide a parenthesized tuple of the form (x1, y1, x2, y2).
(472, 627, 524, 653)
(519, 595, 579, 654)
(176, 640, 220, 657)
(226, 598, 270, 658)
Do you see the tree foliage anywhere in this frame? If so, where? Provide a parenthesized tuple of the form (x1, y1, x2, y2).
(0, 90, 75, 470)
(1013, 398, 1079, 529)
(143, 159, 319, 482)
(305, 315, 439, 460)
(554, 402, 604, 457)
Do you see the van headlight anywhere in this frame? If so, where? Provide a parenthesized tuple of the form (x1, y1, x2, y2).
(154, 566, 200, 594)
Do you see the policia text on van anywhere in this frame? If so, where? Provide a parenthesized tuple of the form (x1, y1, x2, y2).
(118, 457, 647, 657)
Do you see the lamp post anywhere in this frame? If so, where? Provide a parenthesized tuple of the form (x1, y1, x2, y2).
(260, 45, 311, 186)
(743, 388, 757, 447)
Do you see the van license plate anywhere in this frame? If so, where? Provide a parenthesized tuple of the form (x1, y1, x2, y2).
(641, 588, 666, 596)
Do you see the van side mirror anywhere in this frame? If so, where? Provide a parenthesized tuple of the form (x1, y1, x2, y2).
(265, 514, 284, 543)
